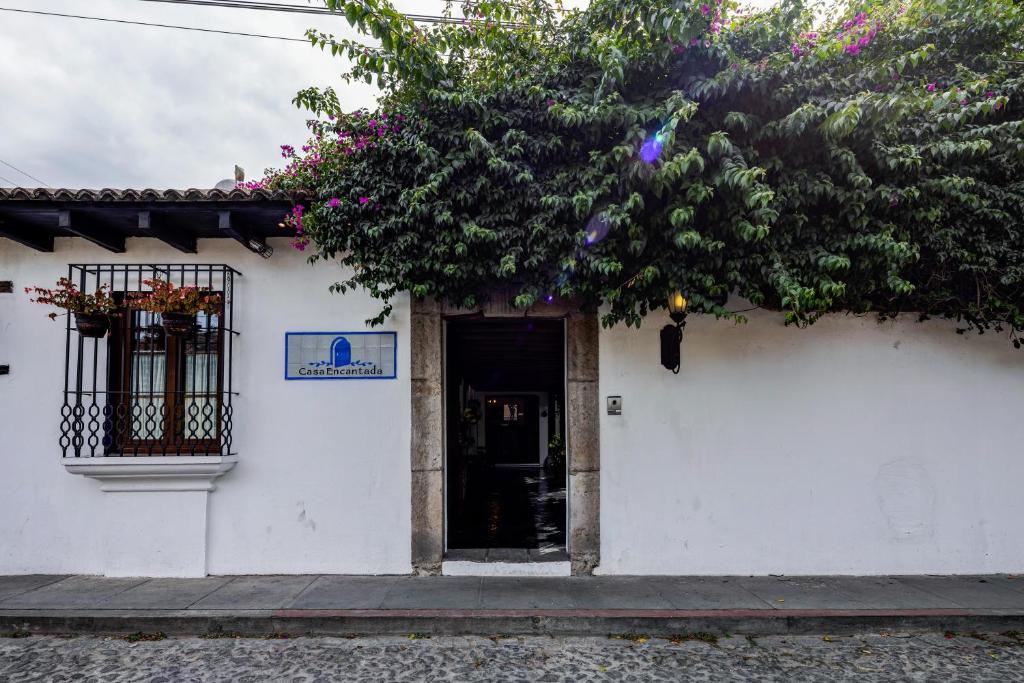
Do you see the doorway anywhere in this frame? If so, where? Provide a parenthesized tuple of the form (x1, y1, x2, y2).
(444, 318, 567, 553)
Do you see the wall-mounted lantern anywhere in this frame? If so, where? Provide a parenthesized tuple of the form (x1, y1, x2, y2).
(660, 291, 687, 374)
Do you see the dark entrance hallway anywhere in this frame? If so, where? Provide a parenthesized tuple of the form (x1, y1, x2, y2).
(445, 318, 567, 552)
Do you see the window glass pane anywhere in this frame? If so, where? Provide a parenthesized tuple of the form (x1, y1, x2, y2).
(130, 311, 165, 440)
(184, 312, 219, 441)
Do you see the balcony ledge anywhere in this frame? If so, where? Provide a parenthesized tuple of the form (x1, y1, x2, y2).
(62, 455, 238, 492)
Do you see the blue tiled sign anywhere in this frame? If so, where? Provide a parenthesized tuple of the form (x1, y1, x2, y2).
(285, 331, 397, 380)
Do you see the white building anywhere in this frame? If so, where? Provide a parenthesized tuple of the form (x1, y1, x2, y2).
(1, 187, 1022, 578)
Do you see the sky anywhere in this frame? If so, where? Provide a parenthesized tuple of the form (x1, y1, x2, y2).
(0, 0, 763, 190)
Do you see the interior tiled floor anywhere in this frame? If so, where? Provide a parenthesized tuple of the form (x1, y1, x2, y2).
(447, 465, 566, 551)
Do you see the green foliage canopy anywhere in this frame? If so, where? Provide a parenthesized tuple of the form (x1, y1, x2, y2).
(261, 0, 1024, 344)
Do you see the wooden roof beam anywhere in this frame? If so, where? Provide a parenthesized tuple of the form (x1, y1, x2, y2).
(218, 211, 273, 258)
(138, 211, 197, 253)
(58, 210, 125, 253)
(0, 217, 54, 252)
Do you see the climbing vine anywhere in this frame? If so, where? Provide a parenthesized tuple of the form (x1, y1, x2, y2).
(256, 0, 1024, 344)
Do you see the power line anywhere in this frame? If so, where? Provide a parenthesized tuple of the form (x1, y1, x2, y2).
(0, 158, 48, 186)
(136, 0, 527, 26)
(0, 173, 21, 187)
(0, 6, 310, 42)
(0, 4, 527, 46)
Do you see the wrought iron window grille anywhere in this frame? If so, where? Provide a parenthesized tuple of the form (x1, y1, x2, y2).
(60, 264, 239, 458)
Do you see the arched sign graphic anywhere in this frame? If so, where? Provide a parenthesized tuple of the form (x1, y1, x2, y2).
(331, 336, 352, 367)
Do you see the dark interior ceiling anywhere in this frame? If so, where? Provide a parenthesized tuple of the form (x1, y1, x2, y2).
(446, 318, 565, 391)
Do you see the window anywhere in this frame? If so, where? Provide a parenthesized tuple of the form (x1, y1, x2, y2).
(60, 264, 238, 458)
(113, 306, 223, 450)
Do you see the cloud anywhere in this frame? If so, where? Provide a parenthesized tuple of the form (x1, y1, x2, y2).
(0, 0, 392, 188)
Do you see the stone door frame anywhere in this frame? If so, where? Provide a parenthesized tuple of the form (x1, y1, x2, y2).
(410, 298, 600, 575)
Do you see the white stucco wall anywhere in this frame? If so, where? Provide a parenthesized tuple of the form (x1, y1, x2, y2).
(5, 235, 1024, 577)
(0, 237, 411, 575)
(597, 308, 1024, 575)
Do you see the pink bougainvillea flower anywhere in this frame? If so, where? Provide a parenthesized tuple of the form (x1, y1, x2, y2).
(546, 98, 556, 107)
(359, 197, 370, 205)
(985, 91, 995, 99)
(926, 82, 936, 92)
(701, 3, 710, 15)
(327, 198, 341, 208)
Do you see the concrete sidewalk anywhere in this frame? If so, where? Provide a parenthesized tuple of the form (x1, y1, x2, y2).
(3, 574, 1024, 637)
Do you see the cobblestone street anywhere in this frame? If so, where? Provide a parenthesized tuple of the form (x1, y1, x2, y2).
(2, 631, 1023, 682)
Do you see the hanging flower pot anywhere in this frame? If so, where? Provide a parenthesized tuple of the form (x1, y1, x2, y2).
(26, 278, 119, 337)
(161, 312, 197, 336)
(130, 278, 222, 337)
(73, 312, 111, 338)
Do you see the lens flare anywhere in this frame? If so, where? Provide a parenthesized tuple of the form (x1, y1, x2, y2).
(584, 211, 611, 245)
(640, 129, 667, 164)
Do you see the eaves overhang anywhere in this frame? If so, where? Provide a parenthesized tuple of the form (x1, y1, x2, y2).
(0, 186, 306, 257)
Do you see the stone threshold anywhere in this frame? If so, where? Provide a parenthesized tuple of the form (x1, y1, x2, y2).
(442, 548, 571, 576)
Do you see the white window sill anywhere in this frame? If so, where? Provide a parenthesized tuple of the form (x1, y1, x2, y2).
(62, 455, 238, 492)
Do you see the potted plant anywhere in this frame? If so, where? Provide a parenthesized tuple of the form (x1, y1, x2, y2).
(25, 278, 119, 338)
(131, 278, 222, 336)
(545, 432, 567, 480)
